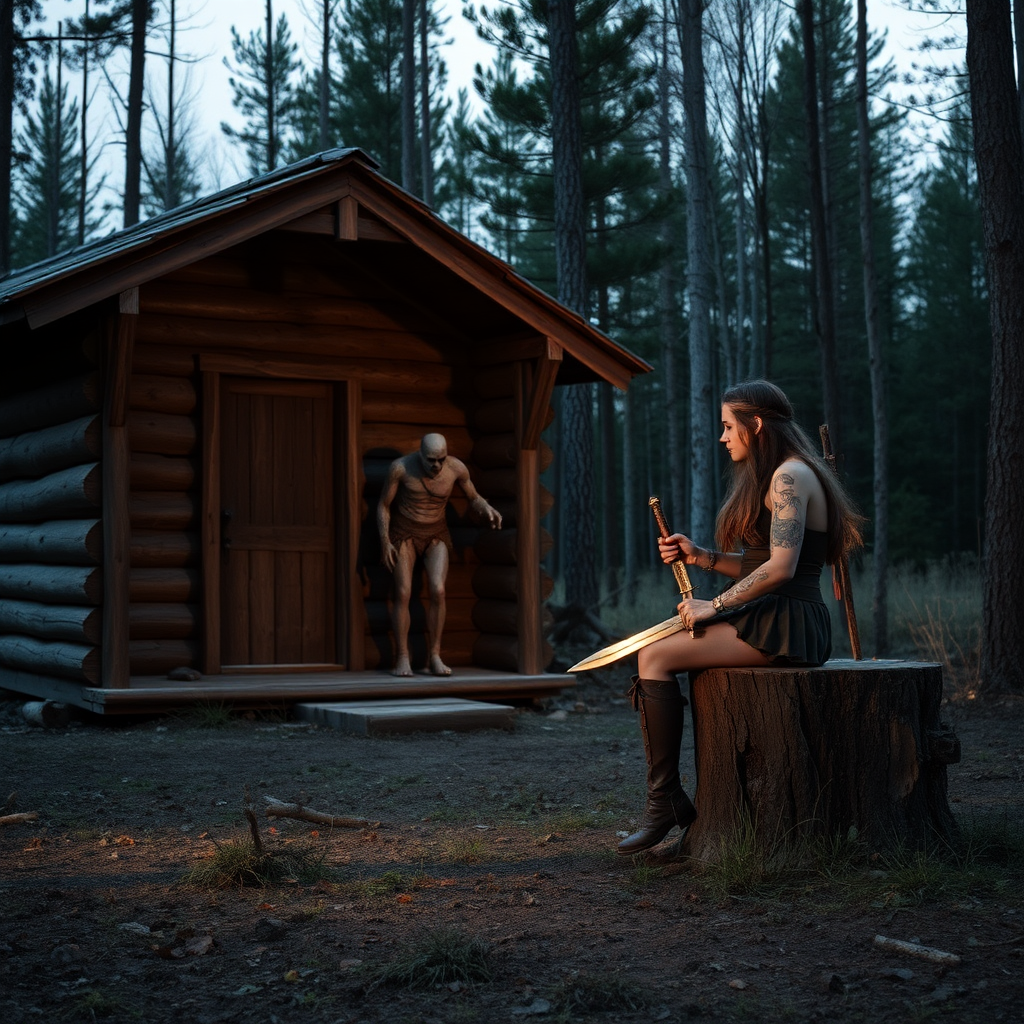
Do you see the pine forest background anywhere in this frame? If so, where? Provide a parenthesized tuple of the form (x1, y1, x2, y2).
(2, 0, 1018, 685)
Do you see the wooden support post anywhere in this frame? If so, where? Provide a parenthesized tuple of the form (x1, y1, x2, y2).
(515, 362, 542, 674)
(200, 370, 221, 674)
(338, 379, 365, 670)
(101, 289, 137, 688)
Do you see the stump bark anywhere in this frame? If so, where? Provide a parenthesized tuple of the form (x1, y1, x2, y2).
(682, 660, 960, 864)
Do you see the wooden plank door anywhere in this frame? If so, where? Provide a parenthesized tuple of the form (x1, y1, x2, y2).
(219, 377, 335, 668)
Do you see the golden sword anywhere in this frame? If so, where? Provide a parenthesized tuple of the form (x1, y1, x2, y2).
(568, 496, 703, 673)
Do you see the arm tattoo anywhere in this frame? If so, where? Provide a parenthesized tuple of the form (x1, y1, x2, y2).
(771, 471, 804, 549)
(720, 568, 770, 607)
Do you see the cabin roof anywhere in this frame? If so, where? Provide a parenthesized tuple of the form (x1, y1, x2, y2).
(0, 148, 650, 389)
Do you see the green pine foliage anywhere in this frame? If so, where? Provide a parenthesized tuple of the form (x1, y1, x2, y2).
(893, 99, 989, 563)
(221, 12, 302, 175)
(11, 65, 101, 266)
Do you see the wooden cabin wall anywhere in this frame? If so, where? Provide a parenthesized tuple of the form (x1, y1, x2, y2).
(126, 344, 201, 676)
(133, 235, 506, 673)
(471, 364, 555, 673)
(0, 357, 104, 692)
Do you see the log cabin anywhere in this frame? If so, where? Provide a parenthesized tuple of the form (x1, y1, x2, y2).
(0, 149, 649, 714)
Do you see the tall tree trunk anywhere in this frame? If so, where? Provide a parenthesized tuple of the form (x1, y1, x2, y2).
(49, 24, 64, 257)
(78, 0, 91, 244)
(419, 0, 434, 205)
(855, 0, 889, 656)
(165, 0, 177, 209)
(0, 0, 12, 273)
(622, 387, 638, 603)
(657, 6, 685, 527)
(1015, 0, 1024, 144)
(967, 0, 1024, 694)
(799, 0, 842, 452)
(401, 0, 416, 191)
(264, 1, 276, 171)
(679, 0, 715, 545)
(123, 0, 146, 226)
(548, 0, 597, 621)
(319, 0, 331, 149)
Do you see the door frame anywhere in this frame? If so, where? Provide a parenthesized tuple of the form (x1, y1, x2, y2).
(200, 353, 364, 674)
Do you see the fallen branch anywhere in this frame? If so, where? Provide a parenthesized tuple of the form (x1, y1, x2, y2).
(0, 811, 39, 826)
(0, 791, 38, 825)
(873, 934, 961, 965)
(264, 796, 376, 830)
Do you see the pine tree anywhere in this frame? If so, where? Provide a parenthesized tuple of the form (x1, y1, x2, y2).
(895, 102, 988, 562)
(331, 0, 449, 189)
(2, 0, 46, 272)
(221, 4, 301, 175)
(11, 64, 100, 266)
(141, 0, 203, 215)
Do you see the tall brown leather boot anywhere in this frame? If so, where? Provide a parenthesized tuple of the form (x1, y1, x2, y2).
(617, 676, 697, 856)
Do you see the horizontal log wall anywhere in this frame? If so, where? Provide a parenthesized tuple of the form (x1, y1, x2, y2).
(124, 345, 200, 676)
(0, 373, 103, 685)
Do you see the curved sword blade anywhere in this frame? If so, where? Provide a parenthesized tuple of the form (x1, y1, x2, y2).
(567, 616, 686, 672)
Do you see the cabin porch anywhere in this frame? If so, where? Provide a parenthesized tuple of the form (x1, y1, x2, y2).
(0, 666, 574, 716)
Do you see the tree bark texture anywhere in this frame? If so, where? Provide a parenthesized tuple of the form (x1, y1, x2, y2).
(682, 661, 960, 864)
(967, 0, 1024, 694)
(401, 0, 417, 192)
(855, 0, 889, 656)
(123, 0, 148, 226)
(0, 374, 100, 437)
(679, 0, 716, 545)
(548, 0, 596, 617)
(0, 0, 14, 275)
(0, 464, 101, 522)
(0, 416, 101, 483)
(799, 0, 843, 454)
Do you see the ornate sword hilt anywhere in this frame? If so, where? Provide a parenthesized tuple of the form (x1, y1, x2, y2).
(649, 496, 703, 638)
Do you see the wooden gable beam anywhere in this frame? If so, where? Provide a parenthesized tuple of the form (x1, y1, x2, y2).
(343, 176, 641, 390)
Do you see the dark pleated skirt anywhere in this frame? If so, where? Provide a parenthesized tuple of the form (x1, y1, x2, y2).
(718, 593, 832, 666)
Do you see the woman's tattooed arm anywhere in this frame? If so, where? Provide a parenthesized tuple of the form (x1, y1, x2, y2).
(770, 471, 805, 549)
(718, 568, 770, 608)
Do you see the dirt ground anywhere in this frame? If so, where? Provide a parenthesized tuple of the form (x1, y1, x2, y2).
(1, 660, 1022, 1024)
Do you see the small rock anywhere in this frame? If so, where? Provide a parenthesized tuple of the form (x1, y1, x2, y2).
(728, 979, 747, 990)
(255, 917, 288, 941)
(546, 710, 568, 722)
(117, 922, 151, 935)
(882, 968, 915, 982)
(511, 997, 551, 1016)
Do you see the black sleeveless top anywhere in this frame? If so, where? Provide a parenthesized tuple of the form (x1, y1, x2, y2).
(717, 509, 831, 666)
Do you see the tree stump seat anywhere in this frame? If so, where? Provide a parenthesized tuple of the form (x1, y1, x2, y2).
(682, 660, 961, 864)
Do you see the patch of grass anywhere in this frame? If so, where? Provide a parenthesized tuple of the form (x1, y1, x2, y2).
(174, 701, 236, 729)
(538, 807, 611, 833)
(441, 835, 486, 864)
(183, 836, 332, 888)
(346, 869, 421, 899)
(69, 989, 135, 1018)
(364, 925, 491, 991)
(625, 861, 663, 891)
(550, 972, 648, 1015)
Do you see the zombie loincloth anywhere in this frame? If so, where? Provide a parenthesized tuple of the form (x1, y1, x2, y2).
(388, 508, 453, 557)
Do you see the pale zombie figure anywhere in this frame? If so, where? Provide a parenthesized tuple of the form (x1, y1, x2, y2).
(377, 433, 502, 676)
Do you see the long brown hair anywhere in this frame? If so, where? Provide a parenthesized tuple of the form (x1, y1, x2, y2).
(715, 380, 864, 565)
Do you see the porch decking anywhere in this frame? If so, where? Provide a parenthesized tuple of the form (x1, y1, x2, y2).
(0, 666, 574, 715)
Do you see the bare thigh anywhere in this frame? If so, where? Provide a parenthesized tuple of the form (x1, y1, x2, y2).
(637, 621, 771, 680)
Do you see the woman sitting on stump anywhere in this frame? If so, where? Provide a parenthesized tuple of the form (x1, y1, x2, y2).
(619, 379, 863, 856)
